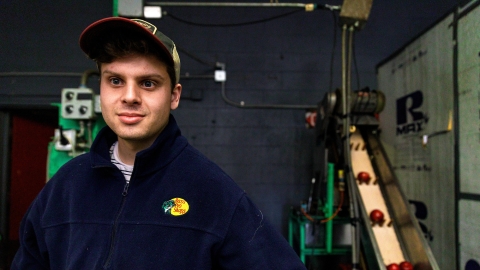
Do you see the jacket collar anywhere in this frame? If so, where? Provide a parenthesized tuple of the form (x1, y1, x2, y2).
(90, 114, 188, 178)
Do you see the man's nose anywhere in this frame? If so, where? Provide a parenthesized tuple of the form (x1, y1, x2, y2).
(122, 83, 141, 104)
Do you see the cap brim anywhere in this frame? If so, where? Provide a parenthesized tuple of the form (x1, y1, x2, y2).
(79, 17, 174, 66)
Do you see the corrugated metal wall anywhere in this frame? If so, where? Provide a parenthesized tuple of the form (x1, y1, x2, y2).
(377, 14, 456, 269)
(457, 3, 480, 268)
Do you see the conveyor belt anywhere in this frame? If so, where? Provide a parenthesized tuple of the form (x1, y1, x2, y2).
(350, 128, 439, 270)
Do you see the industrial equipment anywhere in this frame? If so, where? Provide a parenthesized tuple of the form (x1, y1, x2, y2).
(289, 0, 439, 267)
(47, 71, 105, 180)
(290, 86, 439, 269)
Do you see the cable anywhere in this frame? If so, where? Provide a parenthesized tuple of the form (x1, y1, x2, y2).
(300, 207, 316, 222)
(176, 46, 218, 67)
(165, 9, 303, 27)
(299, 190, 344, 223)
(320, 191, 344, 223)
(220, 81, 317, 110)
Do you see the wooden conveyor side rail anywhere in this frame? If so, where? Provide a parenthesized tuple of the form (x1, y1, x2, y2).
(362, 130, 439, 270)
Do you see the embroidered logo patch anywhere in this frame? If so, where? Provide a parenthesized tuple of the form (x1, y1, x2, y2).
(131, 19, 157, 35)
(162, 198, 189, 216)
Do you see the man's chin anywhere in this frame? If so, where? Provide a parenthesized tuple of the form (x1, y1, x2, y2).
(117, 134, 146, 142)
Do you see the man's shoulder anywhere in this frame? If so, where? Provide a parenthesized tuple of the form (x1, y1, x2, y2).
(53, 152, 92, 175)
(46, 152, 99, 189)
(167, 143, 246, 208)
(175, 145, 239, 189)
(178, 145, 230, 176)
(30, 153, 95, 215)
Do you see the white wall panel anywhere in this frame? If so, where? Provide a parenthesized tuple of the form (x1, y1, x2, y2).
(459, 199, 480, 269)
(457, 4, 480, 269)
(458, 3, 480, 194)
(377, 14, 455, 269)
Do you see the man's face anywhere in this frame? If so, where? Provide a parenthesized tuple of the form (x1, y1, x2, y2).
(100, 53, 181, 149)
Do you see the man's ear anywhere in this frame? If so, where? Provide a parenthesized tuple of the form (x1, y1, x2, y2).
(170, 84, 182, 110)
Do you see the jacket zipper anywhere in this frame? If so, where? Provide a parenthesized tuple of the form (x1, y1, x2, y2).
(103, 181, 130, 269)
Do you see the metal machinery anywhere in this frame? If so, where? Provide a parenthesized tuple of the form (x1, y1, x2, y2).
(47, 71, 105, 180)
(291, 87, 439, 269)
(289, 1, 440, 268)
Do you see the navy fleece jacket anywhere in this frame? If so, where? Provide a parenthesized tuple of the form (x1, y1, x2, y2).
(12, 115, 306, 270)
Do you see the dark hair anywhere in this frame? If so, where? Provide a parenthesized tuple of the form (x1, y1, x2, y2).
(90, 29, 176, 90)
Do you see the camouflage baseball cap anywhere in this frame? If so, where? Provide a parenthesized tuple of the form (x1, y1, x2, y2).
(79, 17, 181, 84)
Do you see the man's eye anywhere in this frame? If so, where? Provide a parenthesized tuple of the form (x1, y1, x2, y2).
(110, 78, 121, 85)
(143, 80, 155, 88)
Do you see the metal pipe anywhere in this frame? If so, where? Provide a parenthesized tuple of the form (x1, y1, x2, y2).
(80, 70, 99, 87)
(221, 81, 317, 110)
(341, 25, 347, 133)
(346, 25, 362, 270)
(347, 26, 354, 104)
(0, 72, 84, 77)
(341, 23, 362, 270)
(0, 71, 212, 80)
(182, 73, 214, 79)
(147, 1, 341, 10)
(346, 162, 360, 269)
(341, 23, 353, 267)
(151, 2, 306, 8)
(1, 70, 316, 109)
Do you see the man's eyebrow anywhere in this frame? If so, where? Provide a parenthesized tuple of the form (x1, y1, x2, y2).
(138, 74, 166, 81)
(101, 70, 165, 80)
(102, 70, 120, 77)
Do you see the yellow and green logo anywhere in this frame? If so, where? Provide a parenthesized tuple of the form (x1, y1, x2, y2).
(162, 198, 189, 216)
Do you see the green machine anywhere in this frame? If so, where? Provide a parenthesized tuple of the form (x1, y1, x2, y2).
(47, 71, 106, 180)
(289, 163, 351, 265)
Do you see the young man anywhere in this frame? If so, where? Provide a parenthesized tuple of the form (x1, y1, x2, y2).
(12, 17, 306, 269)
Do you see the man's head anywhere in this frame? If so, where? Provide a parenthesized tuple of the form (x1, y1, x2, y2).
(79, 18, 182, 155)
(80, 17, 181, 89)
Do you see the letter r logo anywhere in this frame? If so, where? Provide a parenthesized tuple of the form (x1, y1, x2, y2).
(396, 90, 424, 125)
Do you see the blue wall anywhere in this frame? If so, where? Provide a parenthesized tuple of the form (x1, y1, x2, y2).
(0, 0, 458, 236)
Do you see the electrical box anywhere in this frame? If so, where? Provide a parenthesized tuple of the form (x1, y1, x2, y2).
(339, 0, 373, 28)
(118, 0, 143, 17)
(214, 70, 226, 82)
(61, 88, 95, 119)
(144, 6, 162, 19)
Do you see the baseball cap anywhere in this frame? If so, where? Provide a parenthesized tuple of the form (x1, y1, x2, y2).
(79, 17, 181, 84)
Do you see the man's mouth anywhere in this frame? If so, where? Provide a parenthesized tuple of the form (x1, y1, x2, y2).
(118, 112, 145, 124)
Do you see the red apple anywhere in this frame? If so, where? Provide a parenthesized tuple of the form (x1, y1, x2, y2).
(386, 263, 400, 270)
(399, 261, 413, 270)
(370, 209, 384, 224)
(357, 171, 371, 184)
